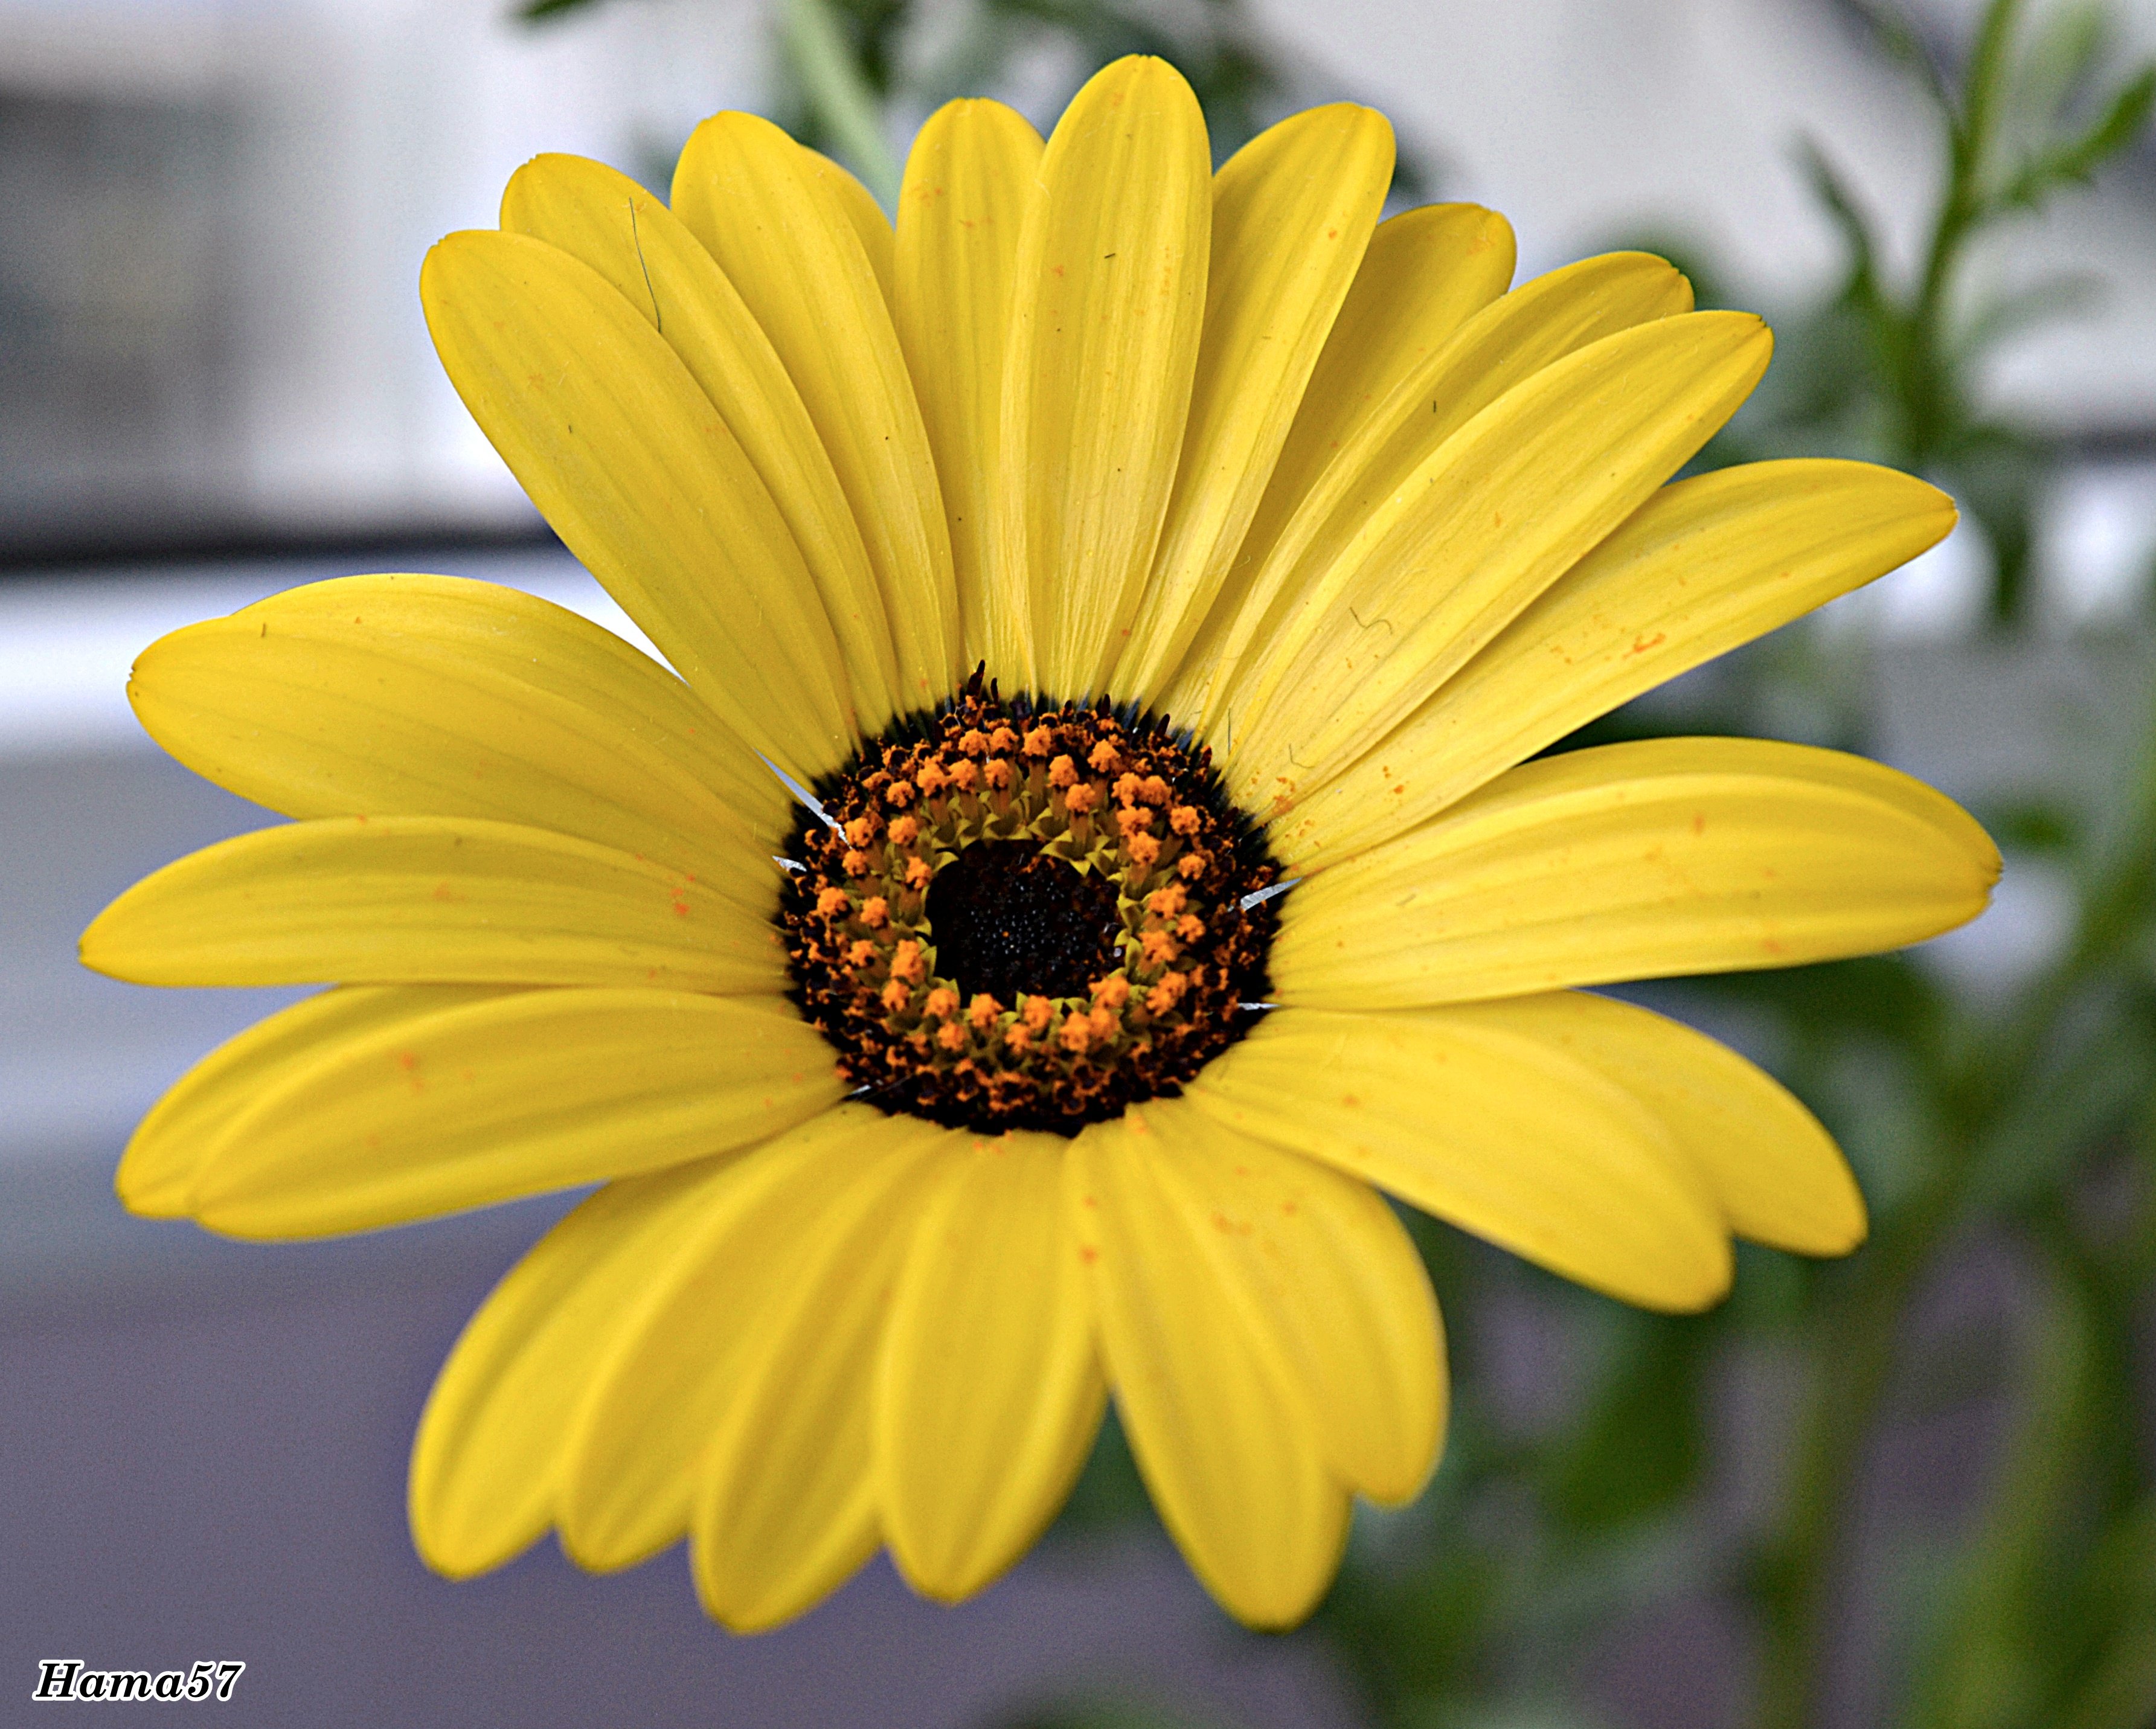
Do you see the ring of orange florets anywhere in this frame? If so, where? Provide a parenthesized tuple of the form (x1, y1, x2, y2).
(778, 678, 1280, 1134)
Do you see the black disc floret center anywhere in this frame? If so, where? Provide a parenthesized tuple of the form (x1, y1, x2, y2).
(926, 842, 1121, 1003)
(777, 673, 1283, 1135)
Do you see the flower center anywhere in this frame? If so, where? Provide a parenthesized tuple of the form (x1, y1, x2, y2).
(778, 676, 1282, 1134)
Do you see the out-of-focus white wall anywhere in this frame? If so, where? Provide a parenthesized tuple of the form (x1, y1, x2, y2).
(0, 0, 765, 544)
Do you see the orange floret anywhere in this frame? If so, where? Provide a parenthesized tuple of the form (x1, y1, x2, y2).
(1144, 884, 1186, 917)
(925, 986, 959, 1019)
(1021, 994, 1054, 1032)
(1089, 740, 1121, 773)
(958, 728, 990, 757)
(890, 940, 926, 984)
(1138, 775, 1171, 806)
(881, 978, 913, 1012)
(1089, 974, 1131, 1010)
(1047, 754, 1079, 788)
(1169, 804, 1202, 835)
(936, 1021, 969, 1051)
(847, 939, 877, 968)
(861, 896, 890, 928)
(883, 780, 916, 807)
(1023, 725, 1054, 757)
(1064, 783, 1100, 814)
(904, 856, 934, 890)
(1057, 1015, 1094, 1053)
(1177, 851, 1208, 879)
(1126, 833, 1161, 869)
(887, 814, 920, 847)
(815, 887, 850, 916)
(967, 992, 1001, 1028)
(1117, 806, 1155, 836)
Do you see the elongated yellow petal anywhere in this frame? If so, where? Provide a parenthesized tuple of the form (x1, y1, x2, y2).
(502, 156, 902, 732)
(875, 1134, 1104, 1601)
(420, 230, 855, 778)
(894, 100, 1044, 672)
(999, 56, 1211, 694)
(1167, 251, 1689, 730)
(1465, 992, 1865, 1254)
(1113, 104, 1394, 705)
(1141, 1103, 1445, 1502)
(81, 816, 784, 993)
(692, 1120, 959, 1631)
(409, 1155, 740, 1577)
(189, 989, 842, 1237)
(130, 574, 788, 867)
(117, 985, 515, 1217)
(1254, 202, 1518, 554)
(1272, 461, 1957, 865)
(810, 147, 896, 304)
(1189, 1006, 1734, 1310)
(1227, 312, 1771, 809)
(673, 114, 960, 713)
(1272, 737, 2000, 1007)
(1068, 1106, 1349, 1629)
(554, 1106, 945, 1577)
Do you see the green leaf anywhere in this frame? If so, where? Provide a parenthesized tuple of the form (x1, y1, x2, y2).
(2000, 65, 2156, 208)
(1542, 1314, 1708, 1535)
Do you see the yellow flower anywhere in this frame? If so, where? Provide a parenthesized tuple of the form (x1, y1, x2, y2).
(82, 59, 1996, 1632)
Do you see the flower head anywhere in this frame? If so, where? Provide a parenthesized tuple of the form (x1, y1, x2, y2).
(82, 58, 1996, 1631)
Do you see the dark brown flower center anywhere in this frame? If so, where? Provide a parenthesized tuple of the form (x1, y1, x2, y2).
(777, 675, 1282, 1135)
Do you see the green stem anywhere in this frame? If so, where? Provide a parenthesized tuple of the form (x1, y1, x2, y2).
(779, 0, 903, 207)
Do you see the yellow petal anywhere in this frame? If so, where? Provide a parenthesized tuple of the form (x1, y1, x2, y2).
(130, 573, 789, 868)
(1227, 311, 1771, 807)
(81, 815, 784, 993)
(1272, 460, 1957, 865)
(117, 985, 514, 1218)
(420, 229, 855, 778)
(1068, 1106, 1349, 1629)
(875, 1132, 1105, 1600)
(1272, 737, 2000, 1007)
(673, 114, 960, 713)
(1113, 103, 1394, 705)
(502, 156, 902, 733)
(554, 1106, 944, 1579)
(188, 989, 842, 1237)
(1140, 1102, 1445, 1503)
(894, 100, 1044, 673)
(1253, 202, 1518, 556)
(690, 1115, 954, 1632)
(409, 1155, 740, 1577)
(999, 56, 1211, 695)
(1464, 992, 1866, 1254)
(809, 147, 897, 304)
(1167, 251, 1692, 732)
(1188, 1005, 1734, 1310)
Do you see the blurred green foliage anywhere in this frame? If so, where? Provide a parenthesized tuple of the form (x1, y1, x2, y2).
(520, 0, 2156, 1724)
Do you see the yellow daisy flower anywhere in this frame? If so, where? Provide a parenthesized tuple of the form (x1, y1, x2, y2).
(82, 58, 1996, 1632)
